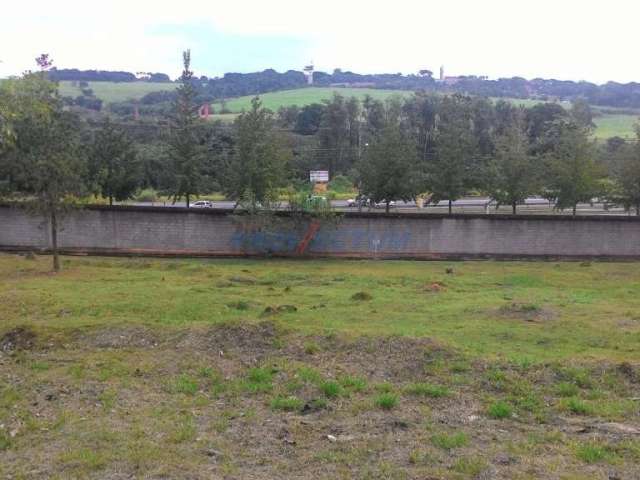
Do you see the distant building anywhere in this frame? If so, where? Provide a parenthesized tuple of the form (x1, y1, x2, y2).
(304, 64, 314, 85)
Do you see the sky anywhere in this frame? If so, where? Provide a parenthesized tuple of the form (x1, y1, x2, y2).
(0, 0, 638, 84)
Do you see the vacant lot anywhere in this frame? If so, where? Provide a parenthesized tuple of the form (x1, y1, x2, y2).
(1, 254, 639, 479)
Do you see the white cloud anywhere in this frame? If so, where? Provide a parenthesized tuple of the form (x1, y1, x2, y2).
(1, 0, 638, 82)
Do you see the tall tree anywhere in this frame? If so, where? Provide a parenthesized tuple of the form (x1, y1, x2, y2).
(223, 97, 290, 209)
(0, 66, 86, 271)
(427, 95, 478, 214)
(485, 113, 539, 214)
(358, 122, 419, 212)
(610, 126, 640, 214)
(89, 118, 140, 205)
(544, 121, 601, 215)
(167, 50, 203, 207)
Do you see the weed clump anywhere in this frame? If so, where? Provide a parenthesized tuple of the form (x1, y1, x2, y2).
(431, 432, 468, 450)
(270, 396, 303, 412)
(374, 393, 398, 410)
(487, 400, 513, 419)
(351, 291, 372, 301)
(320, 381, 342, 398)
(405, 383, 450, 398)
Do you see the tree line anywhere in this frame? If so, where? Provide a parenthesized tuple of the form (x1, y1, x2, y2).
(3, 53, 640, 272)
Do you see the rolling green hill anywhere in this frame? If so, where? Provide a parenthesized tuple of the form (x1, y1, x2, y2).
(212, 87, 412, 113)
(51, 82, 639, 138)
(58, 80, 177, 103)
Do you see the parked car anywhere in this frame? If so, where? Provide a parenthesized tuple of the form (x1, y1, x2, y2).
(346, 195, 370, 208)
(373, 200, 396, 209)
(190, 200, 213, 208)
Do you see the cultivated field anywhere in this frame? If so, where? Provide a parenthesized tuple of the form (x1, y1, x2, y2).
(57, 81, 177, 103)
(1, 254, 639, 479)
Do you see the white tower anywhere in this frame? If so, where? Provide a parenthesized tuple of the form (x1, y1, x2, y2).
(304, 63, 314, 85)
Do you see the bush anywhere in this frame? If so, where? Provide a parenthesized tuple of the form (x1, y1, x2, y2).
(136, 188, 158, 203)
(374, 393, 398, 410)
(351, 291, 372, 301)
(555, 382, 580, 397)
(339, 375, 368, 392)
(487, 400, 512, 419)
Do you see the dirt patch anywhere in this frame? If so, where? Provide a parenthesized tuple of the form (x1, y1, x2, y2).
(498, 302, 555, 322)
(423, 282, 446, 293)
(78, 326, 159, 349)
(0, 326, 36, 353)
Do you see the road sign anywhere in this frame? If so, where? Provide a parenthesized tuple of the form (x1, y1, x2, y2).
(310, 170, 329, 183)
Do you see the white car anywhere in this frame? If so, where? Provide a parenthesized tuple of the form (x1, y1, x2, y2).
(190, 200, 213, 208)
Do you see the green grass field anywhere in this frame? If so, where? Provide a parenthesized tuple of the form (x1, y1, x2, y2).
(57, 80, 177, 103)
(213, 87, 412, 113)
(593, 113, 638, 139)
(1, 254, 639, 478)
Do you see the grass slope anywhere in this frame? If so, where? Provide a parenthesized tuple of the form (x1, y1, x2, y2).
(58, 80, 177, 103)
(213, 87, 412, 113)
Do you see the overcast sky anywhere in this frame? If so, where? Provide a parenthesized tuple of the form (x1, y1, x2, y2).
(1, 0, 638, 84)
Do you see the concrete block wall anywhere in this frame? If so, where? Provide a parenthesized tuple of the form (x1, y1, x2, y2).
(1, 204, 640, 259)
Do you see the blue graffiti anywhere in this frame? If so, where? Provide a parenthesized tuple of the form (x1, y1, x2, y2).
(230, 225, 413, 254)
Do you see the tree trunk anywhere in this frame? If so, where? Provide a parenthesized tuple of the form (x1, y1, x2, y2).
(51, 209, 60, 272)
(512, 202, 517, 215)
(448, 200, 452, 215)
(572, 204, 577, 216)
(636, 203, 639, 216)
(109, 195, 113, 206)
(385, 201, 390, 213)
(186, 194, 190, 208)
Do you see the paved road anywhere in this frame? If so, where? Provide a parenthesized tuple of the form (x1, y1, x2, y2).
(126, 197, 628, 215)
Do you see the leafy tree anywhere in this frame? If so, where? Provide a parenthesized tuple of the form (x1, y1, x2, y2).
(570, 98, 594, 130)
(294, 103, 324, 135)
(223, 97, 290, 209)
(88, 118, 140, 205)
(485, 114, 539, 214)
(317, 94, 360, 175)
(427, 95, 478, 214)
(167, 50, 204, 207)
(609, 127, 640, 214)
(0, 69, 86, 271)
(358, 123, 419, 212)
(544, 121, 602, 215)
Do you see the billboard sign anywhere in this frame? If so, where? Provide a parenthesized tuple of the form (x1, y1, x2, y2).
(310, 170, 329, 183)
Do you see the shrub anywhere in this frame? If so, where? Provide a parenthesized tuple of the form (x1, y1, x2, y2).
(374, 393, 398, 410)
(136, 188, 158, 203)
(487, 400, 512, 419)
(270, 396, 303, 412)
